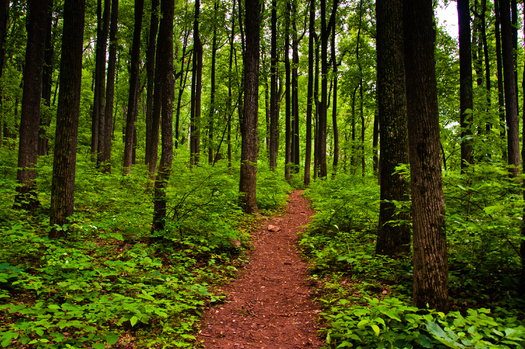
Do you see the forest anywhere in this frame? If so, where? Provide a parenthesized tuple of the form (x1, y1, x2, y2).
(0, 0, 525, 347)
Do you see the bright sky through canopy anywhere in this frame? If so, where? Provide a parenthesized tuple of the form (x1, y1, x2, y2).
(436, 1, 459, 40)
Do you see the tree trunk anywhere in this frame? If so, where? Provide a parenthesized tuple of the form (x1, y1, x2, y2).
(239, 0, 260, 214)
(190, 0, 203, 167)
(15, 0, 49, 210)
(38, 1, 54, 156)
(500, 0, 520, 176)
(152, 0, 174, 233)
(376, 0, 410, 257)
(208, 2, 218, 165)
(145, 0, 159, 165)
(331, 16, 339, 178)
(49, 0, 85, 237)
(269, 0, 278, 171)
(458, 0, 474, 170)
(101, 0, 118, 173)
(93, 0, 110, 160)
(304, 0, 315, 186)
(318, 0, 328, 178)
(123, 0, 144, 174)
(291, 0, 300, 173)
(284, 1, 291, 180)
(403, 0, 448, 311)
(495, 0, 506, 159)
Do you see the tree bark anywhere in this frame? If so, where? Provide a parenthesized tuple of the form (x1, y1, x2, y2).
(100, 0, 118, 173)
(331, 15, 339, 178)
(145, 0, 159, 166)
(208, 1, 218, 165)
(123, 0, 144, 174)
(284, 1, 291, 180)
(190, 0, 203, 167)
(291, 0, 300, 173)
(500, 0, 520, 176)
(15, 0, 49, 210)
(403, 0, 448, 311)
(93, 0, 110, 160)
(38, 1, 53, 156)
(239, 0, 260, 214)
(495, 0, 506, 159)
(458, 0, 474, 170)
(49, 0, 85, 237)
(152, 0, 174, 233)
(304, 0, 315, 186)
(376, 0, 410, 257)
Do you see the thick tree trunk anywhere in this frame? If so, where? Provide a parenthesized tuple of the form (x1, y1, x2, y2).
(15, 0, 49, 210)
(403, 0, 448, 311)
(304, 0, 315, 186)
(376, 0, 410, 257)
(123, 0, 144, 174)
(458, 0, 474, 170)
(49, 0, 85, 237)
(145, 0, 159, 165)
(101, 0, 118, 173)
(152, 0, 174, 233)
(500, 0, 520, 176)
(239, 0, 260, 214)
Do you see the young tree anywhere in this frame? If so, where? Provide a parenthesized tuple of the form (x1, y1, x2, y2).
(145, 0, 159, 166)
(49, 0, 85, 237)
(269, 0, 279, 171)
(404, 0, 448, 311)
(38, 1, 54, 156)
(375, 0, 410, 257)
(123, 0, 144, 174)
(152, 0, 175, 233)
(15, 0, 49, 210)
(239, 0, 260, 214)
(284, 0, 291, 180)
(458, 0, 474, 169)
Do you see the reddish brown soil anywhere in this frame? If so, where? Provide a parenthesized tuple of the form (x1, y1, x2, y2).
(197, 190, 325, 349)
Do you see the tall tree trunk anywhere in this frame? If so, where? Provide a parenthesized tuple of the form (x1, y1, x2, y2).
(101, 0, 118, 173)
(15, 0, 49, 210)
(239, 0, 260, 213)
(331, 15, 339, 178)
(284, 1, 291, 180)
(495, 0, 506, 159)
(38, 1, 53, 156)
(145, 0, 159, 165)
(208, 1, 218, 165)
(291, 0, 300, 173)
(123, 0, 144, 174)
(93, 0, 111, 160)
(49, 0, 85, 237)
(190, 0, 203, 167)
(500, 0, 520, 176)
(318, 0, 328, 178)
(304, 0, 315, 186)
(227, 0, 236, 172)
(480, 0, 491, 132)
(269, 0, 278, 171)
(458, 0, 474, 170)
(404, 0, 448, 311)
(372, 113, 379, 175)
(152, 0, 174, 233)
(376, 0, 410, 257)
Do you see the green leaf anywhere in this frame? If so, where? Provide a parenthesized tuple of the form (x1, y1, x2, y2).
(130, 315, 139, 327)
(93, 344, 105, 349)
(105, 333, 119, 345)
(372, 324, 380, 336)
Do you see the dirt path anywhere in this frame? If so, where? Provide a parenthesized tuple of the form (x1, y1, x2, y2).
(197, 190, 325, 348)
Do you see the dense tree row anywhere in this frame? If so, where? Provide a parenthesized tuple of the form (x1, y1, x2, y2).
(0, 0, 524, 310)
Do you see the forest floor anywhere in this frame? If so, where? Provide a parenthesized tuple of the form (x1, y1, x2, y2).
(196, 190, 325, 348)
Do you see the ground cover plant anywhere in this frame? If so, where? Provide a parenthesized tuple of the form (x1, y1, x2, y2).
(299, 168, 525, 349)
(0, 147, 291, 348)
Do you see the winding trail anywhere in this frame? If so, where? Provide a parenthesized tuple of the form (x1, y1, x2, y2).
(197, 190, 324, 348)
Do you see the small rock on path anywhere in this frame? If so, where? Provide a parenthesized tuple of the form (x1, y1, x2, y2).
(197, 190, 324, 348)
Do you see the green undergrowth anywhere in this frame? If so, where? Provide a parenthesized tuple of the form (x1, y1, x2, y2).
(300, 170, 525, 349)
(0, 148, 291, 348)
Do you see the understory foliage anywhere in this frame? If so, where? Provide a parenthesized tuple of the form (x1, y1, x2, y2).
(300, 168, 525, 349)
(0, 147, 290, 348)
